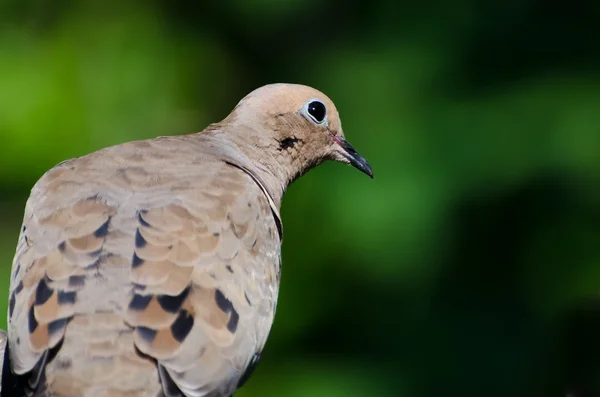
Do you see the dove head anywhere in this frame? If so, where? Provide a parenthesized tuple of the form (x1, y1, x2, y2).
(216, 84, 372, 199)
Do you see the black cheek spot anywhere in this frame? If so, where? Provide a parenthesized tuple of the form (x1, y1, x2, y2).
(35, 277, 54, 306)
(129, 294, 152, 311)
(157, 287, 190, 314)
(278, 136, 300, 151)
(170, 310, 194, 343)
(132, 253, 144, 268)
(57, 290, 76, 305)
(135, 229, 147, 248)
(94, 218, 111, 238)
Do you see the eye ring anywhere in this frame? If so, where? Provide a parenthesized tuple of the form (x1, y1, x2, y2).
(303, 99, 327, 125)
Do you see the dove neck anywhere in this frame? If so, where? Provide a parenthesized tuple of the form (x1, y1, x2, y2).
(194, 128, 294, 210)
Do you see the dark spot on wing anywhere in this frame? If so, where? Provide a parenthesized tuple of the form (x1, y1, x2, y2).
(94, 218, 111, 238)
(9, 292, 16, 318)
(157, 287, 190, 314)
(136, 326, 157, 343)
(227, 309, 239, 333)
(28, 306, 38, 333)
(170, 310, 194, 342)
(58, 242, 66, 253)
(215, 289, 239, 333)
(244, 292, 252, 306)
(34, 277, 54, 306)
(137, 210, 151, 227)
(135, 229, 147, 248)
(47, 318, 68, 336)
(129, 294, 152, 311)
(215, 289, 231, 313)
(15, 281, 23, 294)
(57, 290, 76, 305)
(68, 275, 86, 288)
(226, 265, 233, 273)
(132, 253, 144, 268)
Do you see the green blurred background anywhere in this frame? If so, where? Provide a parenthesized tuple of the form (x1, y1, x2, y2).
(1, 1, 599, 396)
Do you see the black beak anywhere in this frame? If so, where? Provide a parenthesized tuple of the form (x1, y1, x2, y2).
(339, 138, 373, 178)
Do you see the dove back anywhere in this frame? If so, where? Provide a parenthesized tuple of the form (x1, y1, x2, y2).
(4, 136, 281, 396)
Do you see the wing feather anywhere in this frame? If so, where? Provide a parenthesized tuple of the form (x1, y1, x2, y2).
(7, 139, 281, 396)
(125, 165, 280, 396)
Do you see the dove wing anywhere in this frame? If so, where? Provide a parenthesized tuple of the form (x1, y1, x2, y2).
(5, 137, 281, 396)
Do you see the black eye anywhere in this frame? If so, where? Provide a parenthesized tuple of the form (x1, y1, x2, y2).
(307, 100, 326, 124)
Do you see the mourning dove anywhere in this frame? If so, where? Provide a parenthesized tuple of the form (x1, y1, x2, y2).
(1, 83, 372, 397)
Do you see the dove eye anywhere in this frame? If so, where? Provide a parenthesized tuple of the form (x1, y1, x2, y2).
(304, 100, 327, 125)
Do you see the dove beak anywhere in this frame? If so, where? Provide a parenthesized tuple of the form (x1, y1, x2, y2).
(336, 137, 373, 178)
